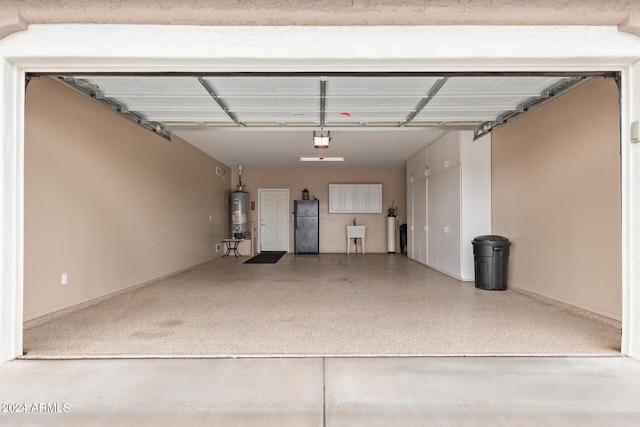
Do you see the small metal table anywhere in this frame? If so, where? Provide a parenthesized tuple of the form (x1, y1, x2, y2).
(222, 239, 243, 257)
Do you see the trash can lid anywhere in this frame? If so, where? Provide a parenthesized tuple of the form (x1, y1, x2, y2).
(473, 235, 510, 243)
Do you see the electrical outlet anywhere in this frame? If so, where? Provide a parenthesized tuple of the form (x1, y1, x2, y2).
(61, 274, 68, 285)
(216, 244, 222, 252)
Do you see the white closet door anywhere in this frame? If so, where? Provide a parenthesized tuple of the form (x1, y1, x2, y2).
(407, 184, 414, 259)
(442, 165, 461, 276)
(413, 179, 428, 265)
(421, 178, 429, 265)
(427, 172, 444, 269)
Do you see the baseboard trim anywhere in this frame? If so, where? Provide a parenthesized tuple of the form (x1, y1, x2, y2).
(512, 287, 622, 330)
(23, 259, 214, 330)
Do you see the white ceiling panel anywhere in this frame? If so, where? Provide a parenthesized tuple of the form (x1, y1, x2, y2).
(438, 76, 566, 96)
(325, 111, 410, 122)
(326, 96, 422, 110)
(111, 96, 215, 109)
(204, 77, 319, 96)
(222, 97, 319, 111)
(427, 95, 532, 109)
(414, 109, 500, 121)
(327, 77, 442, 95)
(233, 111, 320, 122)
(83, 76, 207, 96)
(144, 111, 235, 122)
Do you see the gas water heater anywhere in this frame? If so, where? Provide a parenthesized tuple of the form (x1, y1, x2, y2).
(231, 164, 249, 239)
(231, 191, 249, 239)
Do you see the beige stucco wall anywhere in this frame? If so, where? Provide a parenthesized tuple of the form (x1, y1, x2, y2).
(24, 77, 231, 321)
(232, 168, 406, 254)
(1, 1, 639, 39)
(492, 77, 622, 320)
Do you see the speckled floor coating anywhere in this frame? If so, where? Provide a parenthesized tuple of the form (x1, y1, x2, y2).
(23, 254, 621, 358)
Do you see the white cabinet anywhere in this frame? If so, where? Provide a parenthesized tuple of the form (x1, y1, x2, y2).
(355, 185, 369, 212)
(329, 184, 355, 213)
(429, 131, 461, 176)
(342, 184, 356, 212)
(330, 184, 343, 212)
(407, 148, 429, 185)
(413, 178, 428, 265)
(406, 131, 491, 281)
(406, 155, 417, 186)
(428, 166, 461, 276)
(367, 185, 382, 213)
(406, 185, 414, 258)
(329, 184, 382, 213)
(407, 147, 428, 263)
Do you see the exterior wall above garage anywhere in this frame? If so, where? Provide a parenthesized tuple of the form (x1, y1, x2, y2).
(1, 1, 639, 40)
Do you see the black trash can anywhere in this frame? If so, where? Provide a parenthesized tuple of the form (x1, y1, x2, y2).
(472, 235, 511, 291)
(399, 224, 407, 255)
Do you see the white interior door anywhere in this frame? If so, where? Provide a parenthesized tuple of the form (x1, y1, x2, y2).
(259, 189, 289, 252)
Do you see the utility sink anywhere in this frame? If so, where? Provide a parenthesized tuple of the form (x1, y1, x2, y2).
(347, 225, 366, 238)
(347, 226, 365, 254)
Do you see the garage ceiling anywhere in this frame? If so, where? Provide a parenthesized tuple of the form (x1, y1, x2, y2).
(50, 73, 602, 168)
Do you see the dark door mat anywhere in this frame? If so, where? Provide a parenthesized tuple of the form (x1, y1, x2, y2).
(244, 251, 286, 264)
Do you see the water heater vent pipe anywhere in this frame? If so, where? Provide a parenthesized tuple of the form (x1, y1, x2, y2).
(237, 164, 244, 191)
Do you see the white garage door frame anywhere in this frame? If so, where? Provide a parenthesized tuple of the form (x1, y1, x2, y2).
(1, 25, 639, 363)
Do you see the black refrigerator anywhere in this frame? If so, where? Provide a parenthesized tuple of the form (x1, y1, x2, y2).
(294, 200, 319, 254)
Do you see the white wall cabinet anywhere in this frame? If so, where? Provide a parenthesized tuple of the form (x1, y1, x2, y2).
(330, 184, 343, 213)
(329, 184, 382, 213)
(355, 185, 369, 212)
(406, 131, 491, 281)
(407, 148, 429, 185)
(367, 185, 382, 213)
(342, 184, 356, 212)
(429, 132, 461, 176)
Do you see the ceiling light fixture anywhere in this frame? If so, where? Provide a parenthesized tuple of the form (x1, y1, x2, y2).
(299, 156, 345, 162)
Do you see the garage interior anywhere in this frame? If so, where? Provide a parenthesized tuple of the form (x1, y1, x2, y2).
(22, 71, 622, 358)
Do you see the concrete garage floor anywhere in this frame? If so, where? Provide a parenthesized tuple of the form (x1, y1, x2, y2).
(1, 357, 640, 426)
